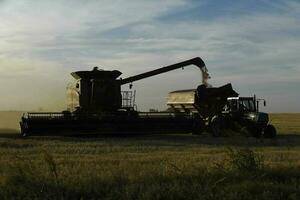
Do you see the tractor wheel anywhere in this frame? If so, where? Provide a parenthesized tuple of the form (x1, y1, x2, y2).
(264, 124, 277, 138)
(210, 116, 223, 137)
(239, 126, 252, 137)
(251, 126, 263, 138)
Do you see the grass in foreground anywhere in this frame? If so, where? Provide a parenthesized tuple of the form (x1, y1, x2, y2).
(1, 146, 300, 200)
(0, 113, 299, 199)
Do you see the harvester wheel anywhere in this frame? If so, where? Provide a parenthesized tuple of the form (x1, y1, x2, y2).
(264, 124, 276, 138)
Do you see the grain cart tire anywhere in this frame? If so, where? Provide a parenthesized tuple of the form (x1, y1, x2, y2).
(192, 118, 205, 135)
(264, 124, 276, 138)
(210, 115, 223, 137)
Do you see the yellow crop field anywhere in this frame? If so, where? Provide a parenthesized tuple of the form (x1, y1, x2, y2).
(270, 113, 300, 134)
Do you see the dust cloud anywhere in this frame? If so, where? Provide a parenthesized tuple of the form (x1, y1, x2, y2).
(0, 111, 23, 133)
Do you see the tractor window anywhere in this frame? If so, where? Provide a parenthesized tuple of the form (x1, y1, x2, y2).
(239, 99, 256, 112)
(248, 100, 255, 111)
(239, 101, 248, 111)
(227, 99, 238, 111)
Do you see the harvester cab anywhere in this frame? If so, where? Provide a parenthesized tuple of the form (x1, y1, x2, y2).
(68, 67, 127, 113)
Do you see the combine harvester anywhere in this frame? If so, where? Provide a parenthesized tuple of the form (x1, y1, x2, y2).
(20, 57, 276, 138)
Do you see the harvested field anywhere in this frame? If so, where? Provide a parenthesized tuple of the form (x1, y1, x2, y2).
(0, 113, 299, 199)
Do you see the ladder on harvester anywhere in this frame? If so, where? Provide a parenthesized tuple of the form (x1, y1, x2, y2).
(121, 90, 136, 110)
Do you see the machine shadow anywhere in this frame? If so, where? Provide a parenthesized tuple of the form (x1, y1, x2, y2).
(90, 133, 300, 147)
(1, 130, 300, 147)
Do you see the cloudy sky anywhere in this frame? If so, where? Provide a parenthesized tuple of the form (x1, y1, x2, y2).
(0, 0, 299, 112)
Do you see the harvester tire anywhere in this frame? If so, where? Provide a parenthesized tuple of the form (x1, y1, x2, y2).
(264, 124, 276, 138)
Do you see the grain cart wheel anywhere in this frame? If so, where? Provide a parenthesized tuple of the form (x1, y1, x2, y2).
(210, 115, 223, 137)
(192, 118, 205, 135)
(264, 124, 276, 138)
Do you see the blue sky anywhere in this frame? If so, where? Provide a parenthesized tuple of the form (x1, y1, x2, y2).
(0, 0, 299, 112)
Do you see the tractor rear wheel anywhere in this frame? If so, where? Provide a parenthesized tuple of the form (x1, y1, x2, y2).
(264, 124, 276, 138)
(239, 126, 252, 137)
(251, 126, 263, 138)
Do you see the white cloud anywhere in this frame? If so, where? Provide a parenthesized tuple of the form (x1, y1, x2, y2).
(0, 0, 299, 112)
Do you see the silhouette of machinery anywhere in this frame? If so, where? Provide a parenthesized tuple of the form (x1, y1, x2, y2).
(20, 57, 275, 138)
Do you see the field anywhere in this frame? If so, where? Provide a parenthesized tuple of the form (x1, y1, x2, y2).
(0, 112, 300, 199)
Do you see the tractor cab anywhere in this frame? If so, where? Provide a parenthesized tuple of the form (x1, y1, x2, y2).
(223, 96, 276, 138)
(225, 96, 268, 112)
(225, 96, 267, 123)
(226, 97, 257, 112)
